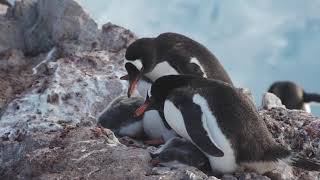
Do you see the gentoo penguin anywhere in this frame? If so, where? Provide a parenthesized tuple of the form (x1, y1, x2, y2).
(97, 96, 145, 138)
(121, 32, 233, 143)
(122, 32, 233, 98)
(151, 137, 211, 172)
(268, 81, 320, 113)
(134, 75, 320, 174)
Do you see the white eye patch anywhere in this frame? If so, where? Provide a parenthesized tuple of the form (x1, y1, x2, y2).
(190, 57, 207, 78)
(125, 59, 143, 71)
(147, 88, 152, 98)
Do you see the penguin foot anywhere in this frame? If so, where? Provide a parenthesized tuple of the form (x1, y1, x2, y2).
(144, 138, 165, 145)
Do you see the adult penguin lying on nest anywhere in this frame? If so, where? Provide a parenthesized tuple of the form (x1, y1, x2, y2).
(268, 81, 320, 113)
(134, 75, 320, 174)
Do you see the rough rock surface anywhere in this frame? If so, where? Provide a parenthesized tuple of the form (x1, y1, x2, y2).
(260, 108, 320, 180)
(261, 92, 286, 110)
(0, 0, 319, 180)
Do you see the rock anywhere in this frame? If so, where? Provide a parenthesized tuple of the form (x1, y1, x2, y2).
(1, 125, 154, 179)
(221, 174, 238, 180)
(0, 49, 27, 72)
(0, 15, 24, 52)
(261, 92, 286, 110)
(0, 0, 137, 139)
(100, 22, 137, 52)
(260, 108, 320, 179)
(6, 0, 99, 55)
(150, 166, 209, 180)
(0, 48, 128, 139)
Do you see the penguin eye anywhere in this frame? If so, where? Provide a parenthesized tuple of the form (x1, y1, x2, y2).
(189, 63, 202, 73)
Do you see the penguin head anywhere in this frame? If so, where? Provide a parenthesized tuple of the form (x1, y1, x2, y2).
(121, 38, 157, 97)
(134, 75, 198, 117)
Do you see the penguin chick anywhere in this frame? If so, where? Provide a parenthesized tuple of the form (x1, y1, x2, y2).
(151, 137, 211, 172)
(98, 96, 145, 138)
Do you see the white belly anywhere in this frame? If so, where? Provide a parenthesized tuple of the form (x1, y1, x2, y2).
(192, 94, 238, 173)
(164, 100, 192, 141)
(143, 110, 176, 141)
(164, 97, 238, 173)
(137, 79, 152, 98)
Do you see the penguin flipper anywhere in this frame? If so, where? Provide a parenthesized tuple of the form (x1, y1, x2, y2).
(180, 101, 224, 157)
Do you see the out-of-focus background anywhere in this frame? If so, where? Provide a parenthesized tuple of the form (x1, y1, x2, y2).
(76, 0, 320, 115)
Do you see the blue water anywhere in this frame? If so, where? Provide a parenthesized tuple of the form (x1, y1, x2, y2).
(78, 0, 320, 116)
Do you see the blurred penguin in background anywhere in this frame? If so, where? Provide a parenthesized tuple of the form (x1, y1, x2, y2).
(268, 81, 320, 113)
(0, 0, 12, 7)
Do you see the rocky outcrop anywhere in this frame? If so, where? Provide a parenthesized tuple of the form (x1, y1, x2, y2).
(0, 0, 319, 179)
(261, 92, 286, 110)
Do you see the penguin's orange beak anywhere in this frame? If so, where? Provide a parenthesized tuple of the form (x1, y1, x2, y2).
(120, 63, 143, 98)
(120, 73, 141, 98)
(134, 100, 150, 118)
(128, 75, 140, 98)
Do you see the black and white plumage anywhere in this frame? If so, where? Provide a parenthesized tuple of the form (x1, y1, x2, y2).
(97, 96, 145, 138)
(142, 109, 176, 142)
(135, 75, 320, 174)
(122, 32, 233, 142)
(151, 137, 211, 172)
(123, 32, 233, 98)
(268, 81, 320, 113)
